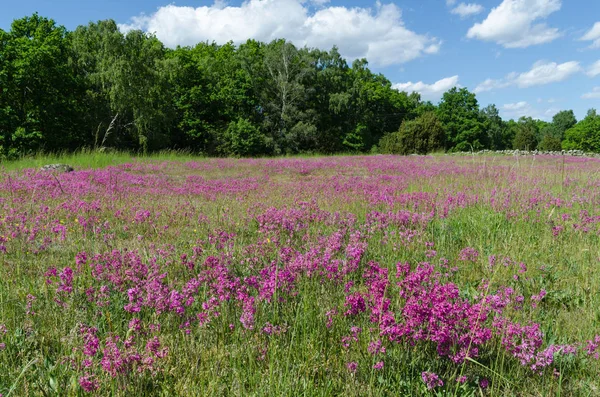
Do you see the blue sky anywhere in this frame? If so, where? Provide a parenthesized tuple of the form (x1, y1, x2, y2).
(2, 0, 600, 121)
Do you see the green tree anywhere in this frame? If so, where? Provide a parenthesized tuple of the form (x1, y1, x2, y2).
(306, 46, 351, 153)
(437, 87, 486, 151)
(480, 104, 507, 150)
(379, 111, 445, 155)
(552, 110, 577, 139)
(220, 118, 266, 157)
(0, 14, 85, 157)
(170, 41, 260, 154)
(536, 110, 577, 151)
(562, 109, 600, 152)
(259, 40, 313, 153)
(343, 59, 412, 152)
(72, 20, 174, 151)
(537, 134, 563, 151)
(513, 117, 539, 150)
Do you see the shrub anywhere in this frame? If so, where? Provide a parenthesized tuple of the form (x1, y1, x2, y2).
(221, 118, 268, 157)
(537, 135, 563, 151)
(379, 111, 445, 155)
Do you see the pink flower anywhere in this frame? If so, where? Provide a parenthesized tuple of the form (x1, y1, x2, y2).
(79, 373, 99, 392)
(459, 247, 479, 262)
(367, 340, 386, 355)
(373, 361, 384, 370)
(347, 362, 358, 373)
(421, 371, 443, 389)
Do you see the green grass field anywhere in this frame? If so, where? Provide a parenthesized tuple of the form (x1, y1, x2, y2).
(1, 153, 600, 396)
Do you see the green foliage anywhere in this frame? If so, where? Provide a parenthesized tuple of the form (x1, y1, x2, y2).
(552, 110, 577, 139)
(480, 104, 509, 150)
(221, 118, 267, 157)
(169, 41, 259, 154)
(379, 111, 445, 154)
(562, 109, 600, 152)
(71, 20, 174, 152)
(0, 13, 588, 158)
(513, 117, 539, 150)
(535, 110, 578, 151)
(437, 87, 487, 151)
(537, 134, 563, 151)
(0, 14, 86, 158)
(285, 121, 318, 153)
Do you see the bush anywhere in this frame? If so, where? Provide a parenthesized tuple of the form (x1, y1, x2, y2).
(221, 118, 268, 157)
(537, 135, 563, 151)
(379, 111, 445, 155)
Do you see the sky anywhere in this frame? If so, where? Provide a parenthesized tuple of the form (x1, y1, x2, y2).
(2, 0, 600, 121)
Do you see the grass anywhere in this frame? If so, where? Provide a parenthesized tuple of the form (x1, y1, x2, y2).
(0, 149, 205, 172)
(1, 153, 600, 396)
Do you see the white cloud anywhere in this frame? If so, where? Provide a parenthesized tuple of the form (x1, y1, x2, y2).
(310, 0, 331, 6)
(473, 77, 511, 93)
(581, 22, 600, 49)
(515, 60, 581, 87)
(451, 3, 485, 18)
(587, 60, 600, 77)
(502, 101, 541, 119)
(466, 0, 562, 48)
(503, 101, 529, 111)
(582, 87, 600, 99)
(501, 101, 558, 120)
(474, 60, 581, 93)
(543, 107, 560, 118)
(446, 0, 457, 5)
(119, 0, 441, 67)
(392, 75, 459, 101)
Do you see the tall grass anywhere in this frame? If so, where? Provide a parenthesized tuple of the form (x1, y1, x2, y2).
(0, 148, 204, 171)
(0, 154, 599, 396)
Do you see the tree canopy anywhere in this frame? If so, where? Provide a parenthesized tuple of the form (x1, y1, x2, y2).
(1, 14, 599, 158)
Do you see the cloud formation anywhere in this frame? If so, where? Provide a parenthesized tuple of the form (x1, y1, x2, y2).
(503, 101, 530, 112)
(119, 0, 440, 67)
(581, 22, 600, 49)
(515, 60, 581, 87)
(474, 60, 581, 93)
(467, 0, 562, 48)
(450, 3, 485, 18)
(582, 87, 600, 99)
(502, 101, 558, 120)
(393, 76, 460, 101)
(588, 60, 600, 78)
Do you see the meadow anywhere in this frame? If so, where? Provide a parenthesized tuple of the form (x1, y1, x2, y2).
(1, 153, 600, 396)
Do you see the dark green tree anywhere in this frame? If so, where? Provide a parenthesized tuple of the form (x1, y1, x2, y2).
(259, 40, 314, 154)
(379, 111, 445, 155)
(306, 46, 351, 153)
(437, 87, 486, 151)
(480, 104, 507, 150)
(0, 14, 85, 157)
(169, 41, 260, 154)
(220, 118, 266, 157)
(343, 59, 412, 152)
(513, 117, 539, 150)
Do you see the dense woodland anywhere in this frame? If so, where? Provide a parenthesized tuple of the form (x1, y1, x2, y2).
(1, 14, 599, 159)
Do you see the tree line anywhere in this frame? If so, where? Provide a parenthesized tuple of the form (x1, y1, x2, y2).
(1, 14, 599, 159)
